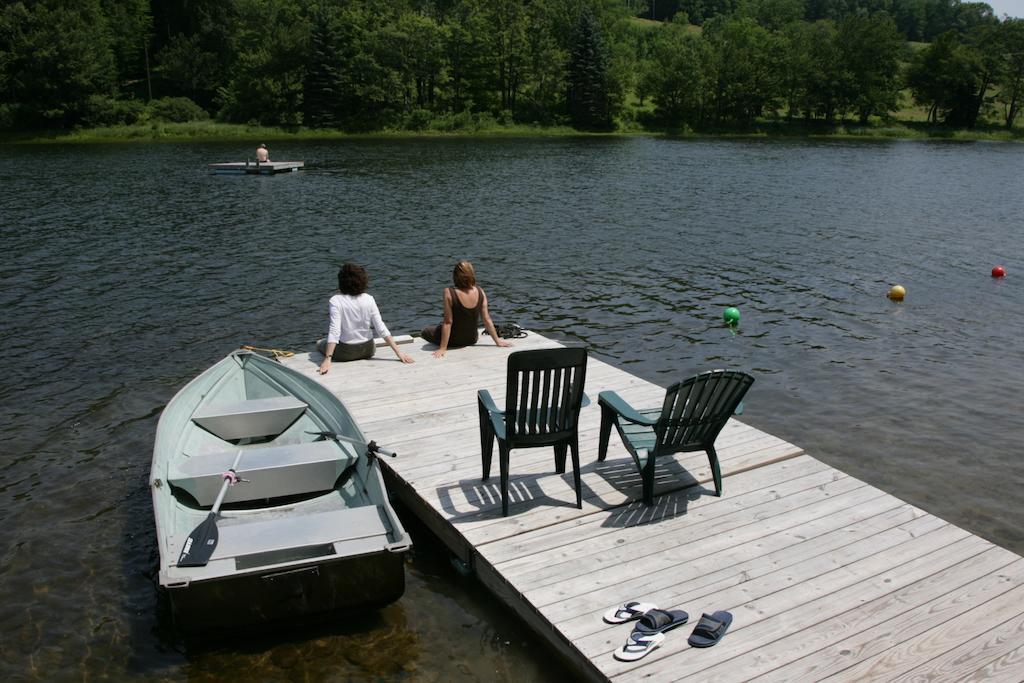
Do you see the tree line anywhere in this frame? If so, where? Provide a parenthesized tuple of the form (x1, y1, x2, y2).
(1, 0, 1021, 133)
(643, 0, 1002, 42)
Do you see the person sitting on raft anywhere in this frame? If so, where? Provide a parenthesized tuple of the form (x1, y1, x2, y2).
(421, 259, 512, 359)
(256, 144, 269, 163)
(319, 263, 413, 373)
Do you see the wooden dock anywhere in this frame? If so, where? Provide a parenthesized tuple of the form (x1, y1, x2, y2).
(209, 160, 303, 175)
(279, 331, 1024, 682)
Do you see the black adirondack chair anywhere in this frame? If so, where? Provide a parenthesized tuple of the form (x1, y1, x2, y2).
(478, 347, 588, 517)
(598, 370, 754, 505)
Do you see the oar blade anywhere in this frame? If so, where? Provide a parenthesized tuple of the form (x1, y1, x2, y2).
(177, 512, 220, 568)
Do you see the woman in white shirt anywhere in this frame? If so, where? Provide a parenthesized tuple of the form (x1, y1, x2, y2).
(318, 263, 413, 374)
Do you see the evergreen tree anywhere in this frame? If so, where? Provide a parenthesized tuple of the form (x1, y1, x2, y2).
(304, 9, 344, 128)
(568, 6, 613, 130)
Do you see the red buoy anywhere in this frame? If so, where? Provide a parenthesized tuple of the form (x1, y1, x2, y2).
(992, 265, 1006, 278)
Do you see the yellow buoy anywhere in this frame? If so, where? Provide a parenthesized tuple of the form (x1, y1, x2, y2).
(888, 285, 906, 301)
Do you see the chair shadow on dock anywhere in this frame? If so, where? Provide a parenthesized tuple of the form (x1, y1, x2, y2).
(435, 467, 602, 519)
(591, 451, 714, 528)
(433, 451, 716, 523)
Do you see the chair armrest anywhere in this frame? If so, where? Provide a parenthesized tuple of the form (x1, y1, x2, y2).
(478, 389, 507, 439)
(598, 391, 657, 426)
(477, 389, 501, 416)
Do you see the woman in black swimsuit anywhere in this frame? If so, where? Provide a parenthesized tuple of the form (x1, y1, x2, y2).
(421, 260, 511, 359)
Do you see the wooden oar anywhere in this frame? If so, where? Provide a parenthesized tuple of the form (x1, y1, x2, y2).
(176, 449, 244, 568)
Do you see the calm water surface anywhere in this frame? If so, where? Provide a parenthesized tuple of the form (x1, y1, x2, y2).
(1, 137, 1022, 680)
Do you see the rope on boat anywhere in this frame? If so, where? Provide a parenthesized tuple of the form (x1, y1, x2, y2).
(239, 344, 295, 358)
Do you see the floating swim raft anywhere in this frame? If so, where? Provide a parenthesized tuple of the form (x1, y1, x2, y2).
(209, 161, 304, 175)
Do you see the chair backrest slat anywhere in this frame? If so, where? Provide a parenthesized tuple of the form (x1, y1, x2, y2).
(505, 348, 588, 445)
(536, 368, 544, 432)
(686, 371, 724, 444)
(539, 369, 552, 433)
(558, 366, 572, 429)
(655, 370, 754, 454)
(516, 370, 528, 435)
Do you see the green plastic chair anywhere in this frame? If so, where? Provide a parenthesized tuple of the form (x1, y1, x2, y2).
(598, 370, 754, 505)
(478, 347, 588, 517)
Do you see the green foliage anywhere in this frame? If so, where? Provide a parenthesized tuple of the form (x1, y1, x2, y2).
(403, 108, 435, 130)
(426, 109, 499, 131)
(803, 21, 843, 122)
(704, 16, 780, 124)
(639, 19, 710, 125)
(736, 0, 804, 31)
(82, 95, 146, 127)
(2, 0, 117, 127)
(149, 96, 209, 123)
(217, 0, 310, 127)
(304, 7, 345, 129)
(995, 19, 1024, 128)
(389, 11, 448, 109)
(673, 0, 739, 25)
(0, 0, 1021, 136)
(835, 12, 905, 124)
(100, 0, 152, 83)
(569, 6, 616, 129)
(152, 1, 236, 109)
(158, 33, 223, 106)
(907, 31, 979, 124)
(516, 1, 568, 124)
(651, 0, 1000, 42)
(909, 19, 1024, 129)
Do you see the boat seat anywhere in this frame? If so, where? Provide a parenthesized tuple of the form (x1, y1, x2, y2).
(192, 396, 307, 441)
(165, 506, 395, 575)
(215, 506, 391, 561)
(169, 440, 356, 506)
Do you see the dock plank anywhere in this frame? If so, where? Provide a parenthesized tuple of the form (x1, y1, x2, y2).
(748, 555, 1024, 682)
(817, 582, 1024, 682)
(484, 456, 836, 569)
(553, 501, 926, 644)
(277, 331, 1024, 682)
(512, 476, 872, 596)
(608, 530, 989, 680)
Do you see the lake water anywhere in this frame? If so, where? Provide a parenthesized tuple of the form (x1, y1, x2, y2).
(1, 137, 1022, 680)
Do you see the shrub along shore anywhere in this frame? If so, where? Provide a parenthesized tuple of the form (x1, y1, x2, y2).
(4, 118, 1021, 145)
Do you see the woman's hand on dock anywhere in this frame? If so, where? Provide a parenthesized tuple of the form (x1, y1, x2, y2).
(319, 358, 331, 374)
(398, 352, 415, 364)
(496, 339, 512, 348)
(432, 349, 446, 359)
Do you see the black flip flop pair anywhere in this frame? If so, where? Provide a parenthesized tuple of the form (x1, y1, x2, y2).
(608, 604, 732, 662)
